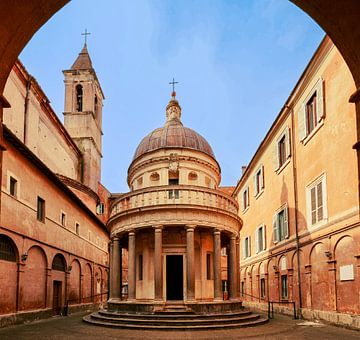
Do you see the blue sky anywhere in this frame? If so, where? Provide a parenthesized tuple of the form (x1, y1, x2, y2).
(20, 0, 324, 193)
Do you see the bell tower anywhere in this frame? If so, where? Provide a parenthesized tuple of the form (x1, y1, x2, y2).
(63, 42, 104, 192)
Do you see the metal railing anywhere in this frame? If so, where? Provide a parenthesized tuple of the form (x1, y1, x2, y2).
(63, 291, 109, 316)
(240, 292, 297, 319)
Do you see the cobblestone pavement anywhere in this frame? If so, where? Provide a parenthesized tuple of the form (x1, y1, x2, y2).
(0, 311, 359, 340)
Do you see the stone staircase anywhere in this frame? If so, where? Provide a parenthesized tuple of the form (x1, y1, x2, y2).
(83, 306, 268, 330)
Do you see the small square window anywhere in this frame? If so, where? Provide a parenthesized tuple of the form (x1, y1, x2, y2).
(37, 197, 45, 222)
(9, 177, 17, 197)
(96, 203, 105, 215)
(281, 275, 288, 299)
(138, 254, 143, 281)
(260, 278, 266, 298)
(60, 212, 66, 227)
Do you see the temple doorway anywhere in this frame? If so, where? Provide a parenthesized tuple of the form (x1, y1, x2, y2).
(166, 255, 183, 301)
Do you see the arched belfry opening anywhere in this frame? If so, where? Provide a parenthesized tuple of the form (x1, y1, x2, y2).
(75, 84, 83, 112)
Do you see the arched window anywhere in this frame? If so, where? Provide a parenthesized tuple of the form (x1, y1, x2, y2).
(76, 85, 83, 112)
(0, 235, 17, 262)
(52, 253, 66, 272)
(94, 94, 98, 117)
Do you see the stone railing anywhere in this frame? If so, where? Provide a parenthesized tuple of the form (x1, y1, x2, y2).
(110, 185, 238, 218)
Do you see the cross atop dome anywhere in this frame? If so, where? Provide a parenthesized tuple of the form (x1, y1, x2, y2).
(166, 78, 182, 125)
(169, 77, 178, 98)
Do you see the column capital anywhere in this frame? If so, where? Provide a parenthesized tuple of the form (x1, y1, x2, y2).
(185, 225, 196, 232)
(153, 225, 164, 231)
(128, 229, 135, 236)
(112, 236, 120, 242)
(213, 228, 221, 235)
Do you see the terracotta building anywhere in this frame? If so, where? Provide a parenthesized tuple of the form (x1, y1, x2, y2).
(0, 44, 110, 326)
(234, 36, 360, 329)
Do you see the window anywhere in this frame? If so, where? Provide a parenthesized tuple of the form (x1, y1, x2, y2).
(242, 236, 251, 259)
(0, 235, 17, 262)
(60, 212, 66, 227)
(273, 206, 289, 243)
(206, 253, 212, 280)
(260, 278, 266, 298)
(52, 254, 66, 272)
(255, 225, 266, 253)
(242, 186, 250, 211)
(75, 84, 83, 112)
(306, 93, 317, 135)
(168, 177, 179, 199)
(306, 174, 327, 227)
(241, 281, 245, 297)
(138, 254, 143, 280)
(37, 196, 45, 222)
(75, 223, 80, 235)
(9, 176, 17, 197)
(94, 94, 98, 117)
(281, 275, 288, 299)
(299, 78, 324, 142)
(274, 127, 291, 171)
(96, 203, 105, 215)
(253, 165, 264, 197)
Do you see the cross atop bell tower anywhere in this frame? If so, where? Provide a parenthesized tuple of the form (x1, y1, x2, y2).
(62, 39, 105, 192)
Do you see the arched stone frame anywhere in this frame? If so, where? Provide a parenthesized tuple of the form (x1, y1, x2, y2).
(308, 241, 331, 311)
(333, 234, 358, 313)
(69, 258, 82, 305)
(83, 262, 93, 303)
(267, 257, 279, 301)
(21, 245, 48, 311)
(0, 234, 19, 314)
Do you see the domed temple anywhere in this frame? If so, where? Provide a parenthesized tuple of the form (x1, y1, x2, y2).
(107, 91, 242, 310)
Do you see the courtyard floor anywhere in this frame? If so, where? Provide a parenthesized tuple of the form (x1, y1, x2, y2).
(0, 311, 359, 340)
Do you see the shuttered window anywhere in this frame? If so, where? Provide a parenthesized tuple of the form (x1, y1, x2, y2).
(299, 78, 325, 142)
(273, 206, 289, 243)
(243, 236, 251, 258)
(242, 186, 250, 211)
(254, 165, 264, 197)
(274, 127, 291, 171)
(307, 174, 327, 227)
(255, 225, 266, 253)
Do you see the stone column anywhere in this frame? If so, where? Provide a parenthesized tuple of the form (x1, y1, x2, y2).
(128, 230, 136, 300)
(111, 237, 121, 299)
(236, 237, 241, 298)
(186, 225, 195, 301)
(213, 229, 222, 300)
(229, 235, 238, 300)
(154, 226, 163, 301)
(108, 242, 113, 299)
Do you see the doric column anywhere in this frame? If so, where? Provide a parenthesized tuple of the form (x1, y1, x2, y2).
(229, 235, 238, 300)
(154, 225, 163, 300)
(213, 229, 222, 300)
(111, 237, 121, 299)
(236, 237, 240, 298)
(108, 241, 113, 299)
(186, 225, 195, 301)
(128, 230, 136, 300)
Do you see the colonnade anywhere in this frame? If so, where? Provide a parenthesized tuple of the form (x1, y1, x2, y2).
(109, 226, 239, 302)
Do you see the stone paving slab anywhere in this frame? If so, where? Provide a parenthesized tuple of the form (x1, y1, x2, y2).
(0, 311, 359, 340)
